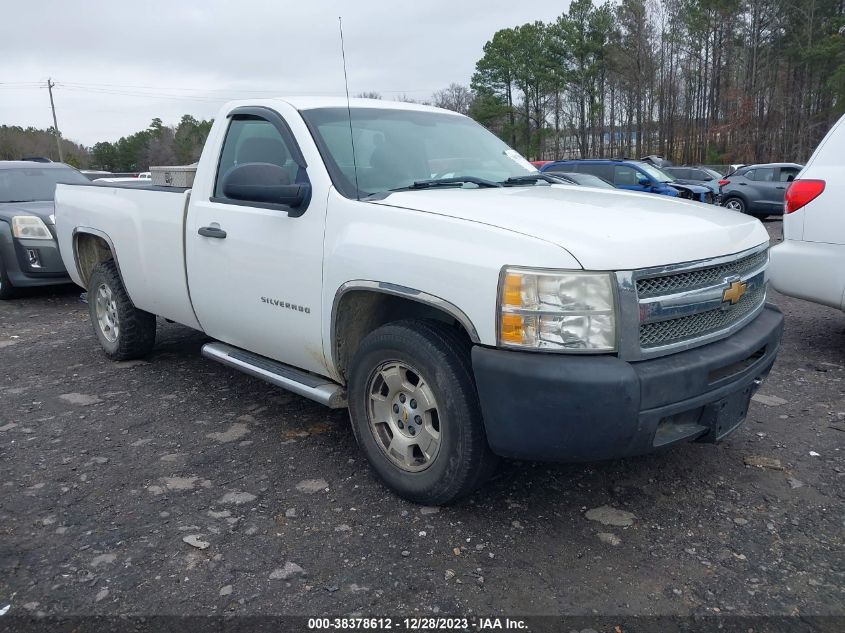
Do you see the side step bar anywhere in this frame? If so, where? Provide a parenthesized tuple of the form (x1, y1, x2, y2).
(202, 342, 347, 409)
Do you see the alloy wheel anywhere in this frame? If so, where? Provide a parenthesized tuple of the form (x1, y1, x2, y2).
(366, 361, 442, 472)
(95, 283, 120, 343)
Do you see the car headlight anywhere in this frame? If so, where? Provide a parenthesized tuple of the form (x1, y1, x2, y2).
(497, 267, 617, 352)
(12, 216, 53, 240)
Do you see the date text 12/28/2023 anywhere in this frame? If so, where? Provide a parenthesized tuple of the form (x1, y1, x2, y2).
(307, 617, 528, 630)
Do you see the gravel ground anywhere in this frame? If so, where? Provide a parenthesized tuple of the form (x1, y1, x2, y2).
(0, 222, 843, 626)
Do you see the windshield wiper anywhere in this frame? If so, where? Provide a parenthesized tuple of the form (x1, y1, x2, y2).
(2, 200, 37, 203)
(500, 174, 561, 186)
(391, 176, 502, 192)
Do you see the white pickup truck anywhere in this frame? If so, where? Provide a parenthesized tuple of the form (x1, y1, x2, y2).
(56, 98, 783, 504)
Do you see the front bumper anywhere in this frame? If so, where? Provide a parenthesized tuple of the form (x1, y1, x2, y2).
(0, 221, 70, 287)
(472, 304, 784, 461)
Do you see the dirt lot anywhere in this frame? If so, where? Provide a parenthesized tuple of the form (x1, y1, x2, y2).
(1, 222, 843, 629)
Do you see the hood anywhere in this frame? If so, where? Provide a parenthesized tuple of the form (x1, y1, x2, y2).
(371, 185, 768, 270)
(0, 200, 56, 224)
(670, 178, 719, 194)
(667, 181, 709, 194)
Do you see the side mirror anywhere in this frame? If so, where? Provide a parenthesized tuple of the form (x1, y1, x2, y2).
(636, 174, 651, 187)
(222, 163, 310, 211)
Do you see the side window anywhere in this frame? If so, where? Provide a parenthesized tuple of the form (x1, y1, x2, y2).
(779, 167, 800, 182)
(742, 169, 755, 181)
(580, 163, 613, 180)
(614, 165, 641, 186)
(690, 169, 709, 181)
(214, 117, 303, 199)
(751, 167, 774, 182)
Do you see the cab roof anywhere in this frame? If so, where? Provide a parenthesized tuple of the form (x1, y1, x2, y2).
(221, 96, 459, 116)
(0, 161, 71, 170)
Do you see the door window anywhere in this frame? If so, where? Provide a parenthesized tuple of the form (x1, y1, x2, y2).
(614, 165, 642, 186)
(214, 117, 305, 199)
(748, 167, 775, 182)
(778, 167, 800, 182)
(578, 163, 613, 181)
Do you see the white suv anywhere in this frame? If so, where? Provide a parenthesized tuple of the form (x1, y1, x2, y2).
(769, 115, 845, 311)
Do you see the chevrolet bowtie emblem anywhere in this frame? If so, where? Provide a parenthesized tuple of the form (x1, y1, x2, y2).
(722, 280, 747, 305)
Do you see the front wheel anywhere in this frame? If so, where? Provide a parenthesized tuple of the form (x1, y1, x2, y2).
(88, 261, 156, 360)
(348, 320, 498, 505)
(723, 197, 746, 213)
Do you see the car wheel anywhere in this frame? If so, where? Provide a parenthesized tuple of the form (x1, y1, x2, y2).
(88, 260, 156, 360)
(723, 197, 746, 213)
(348, 319, 498, 505)
(0, 255, 17, 300)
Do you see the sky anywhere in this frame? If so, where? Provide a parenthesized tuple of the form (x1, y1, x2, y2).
(0, 0, 570, 147)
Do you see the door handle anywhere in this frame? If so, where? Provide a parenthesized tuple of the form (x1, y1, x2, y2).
(776, 186, 785, 190)
(198, 226, 227, 239)
(738, 182, 747, 186)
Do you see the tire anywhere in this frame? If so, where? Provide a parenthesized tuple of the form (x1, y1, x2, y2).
(348, 319, 498, 505)
(0, 255, 17, 300)
(87, 261, 156, 360)
(723, 196, 746, 213)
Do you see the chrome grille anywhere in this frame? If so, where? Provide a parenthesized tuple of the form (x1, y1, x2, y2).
(640, 284, 766, 348)
(637, 250, 768, 298)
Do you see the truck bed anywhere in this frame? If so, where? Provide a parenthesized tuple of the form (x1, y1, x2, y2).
(55, 183, 201, 330)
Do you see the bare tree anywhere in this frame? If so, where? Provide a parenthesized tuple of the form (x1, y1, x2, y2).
(432, 83, 475, 115)
(355, 91, 382, 99)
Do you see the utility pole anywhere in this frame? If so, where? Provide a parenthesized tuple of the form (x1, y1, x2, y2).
(47, 79, 63, 163)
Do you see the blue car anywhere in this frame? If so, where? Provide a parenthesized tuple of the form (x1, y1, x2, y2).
(541, 159, 716, 204)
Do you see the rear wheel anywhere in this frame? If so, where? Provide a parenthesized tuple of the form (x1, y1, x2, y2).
(0, 256, 17, 300)
(348, 320, 498, 505)
(723, 197, 746, 213)
(88, 261, 156, 360)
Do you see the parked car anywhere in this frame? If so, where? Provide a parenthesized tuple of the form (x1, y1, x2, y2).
(663, 166, 723, 200)
(718, 163, 803, 217)
(640, 154, 672, 168)
(137, 172, 152, 180)
(55, 98, 782, 504)
(543, 170, 616, 189)
(541, 159, 716, 203)
(769, 115, 844, 311)
(81, 170, 113, 181)
(93, 177, 153, 186)
(0, 161, 89, 299)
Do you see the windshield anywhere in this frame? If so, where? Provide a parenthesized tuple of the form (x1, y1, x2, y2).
(300, 107, 536, 198)
(0, 166, 90, 202)
(637, 162, 674, 183)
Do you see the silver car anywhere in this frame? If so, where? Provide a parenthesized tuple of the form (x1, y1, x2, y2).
(719, 163, 803, 217)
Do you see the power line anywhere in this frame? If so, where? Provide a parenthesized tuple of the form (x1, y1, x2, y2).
(54, 80, 438, 96)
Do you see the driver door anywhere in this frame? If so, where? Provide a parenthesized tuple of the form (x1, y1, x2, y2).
(185, 109, 329, 375)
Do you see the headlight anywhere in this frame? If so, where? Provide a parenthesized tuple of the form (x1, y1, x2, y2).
(12, 216, 53, 240)
(497, 267, 617, 352)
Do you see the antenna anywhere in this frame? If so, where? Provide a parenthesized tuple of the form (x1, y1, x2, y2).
(338, 17, 360, 200)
